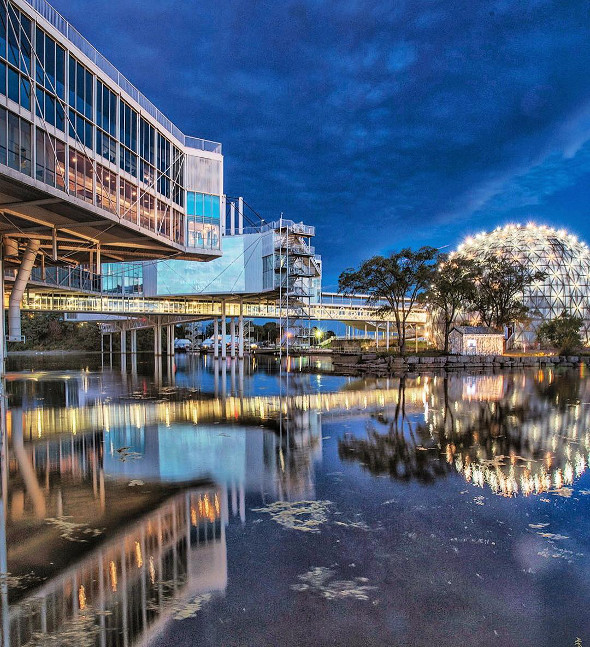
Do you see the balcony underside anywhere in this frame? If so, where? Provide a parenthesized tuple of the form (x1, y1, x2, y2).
(0, 167, 221, 262)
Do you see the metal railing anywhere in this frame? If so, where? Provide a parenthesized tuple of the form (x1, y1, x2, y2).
(239, 220, 315, 236)
(23, 0, 222, 154)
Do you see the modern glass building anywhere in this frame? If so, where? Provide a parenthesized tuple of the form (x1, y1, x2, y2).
(0, 0, 223, 261)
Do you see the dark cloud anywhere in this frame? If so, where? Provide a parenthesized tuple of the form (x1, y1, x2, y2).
(51, 0, 590, 286)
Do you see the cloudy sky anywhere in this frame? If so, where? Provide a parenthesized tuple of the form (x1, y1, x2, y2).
(51, 0, 590, 287)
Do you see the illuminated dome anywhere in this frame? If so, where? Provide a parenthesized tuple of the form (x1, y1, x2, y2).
(454, 223, 590, 345)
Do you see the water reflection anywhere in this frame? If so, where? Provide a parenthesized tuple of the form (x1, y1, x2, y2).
(7, 486, 226, 647)
(2, 364, 590, 645)
(340, 371, 590, 496)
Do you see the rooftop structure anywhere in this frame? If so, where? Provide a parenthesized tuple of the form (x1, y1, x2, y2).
(454, 223, 590, 346)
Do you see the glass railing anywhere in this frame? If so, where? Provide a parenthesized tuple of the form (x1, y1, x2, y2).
(28, 265, 101, 292)
(236, 220, 315, 236)
(23, 0, 222, 154)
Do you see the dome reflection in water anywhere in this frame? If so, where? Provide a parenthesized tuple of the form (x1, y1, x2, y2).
(339, 370, 590, 496)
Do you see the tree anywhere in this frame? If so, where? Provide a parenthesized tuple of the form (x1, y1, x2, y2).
(338, 247, 439, 355)
(538, 311, 583, 354)
(470, 255, 545, 330)
(421, 254, 479, 354)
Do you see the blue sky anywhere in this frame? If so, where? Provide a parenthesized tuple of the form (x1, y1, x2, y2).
(51, 0, 590, 288)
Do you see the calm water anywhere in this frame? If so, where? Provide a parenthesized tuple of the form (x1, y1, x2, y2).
(2, 353, 590, 647)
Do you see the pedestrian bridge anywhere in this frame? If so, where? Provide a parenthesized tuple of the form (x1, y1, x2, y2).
(18, 291, 427, 325)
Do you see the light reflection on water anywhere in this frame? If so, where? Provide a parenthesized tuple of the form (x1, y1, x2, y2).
(1, 357, 590, 646)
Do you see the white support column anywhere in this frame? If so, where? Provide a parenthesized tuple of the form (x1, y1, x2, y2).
(155, 323, 162, 356)
(130, 329, 137, 354)
(230, 202, 235, 236)
(230, 317, 236, 358)
(221, 301, 227, 359)
(167, 325, 174, 355)
(120, 329, 127, 356)
(376, 323, 379, 348)
(238, 301, 244, 359)
(213, 317, 219, 359)
(220, 195, 226, 236)
(386, 321, 390, 350)
(238, 196, 244, 234)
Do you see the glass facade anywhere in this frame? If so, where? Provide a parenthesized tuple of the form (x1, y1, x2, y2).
(0, 0, 222, 252)
(186, 191, 220, 249)
(102, 262, 143, 294)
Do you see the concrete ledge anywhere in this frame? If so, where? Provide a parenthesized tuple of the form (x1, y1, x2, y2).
(332, 353, 588, 376)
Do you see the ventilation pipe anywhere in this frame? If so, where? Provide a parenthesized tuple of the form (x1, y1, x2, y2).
(3, 237, 18, 259)
(238, 196, 244, 234)
(8, 239, 40, 342)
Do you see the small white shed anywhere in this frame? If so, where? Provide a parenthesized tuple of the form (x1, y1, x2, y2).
(449, 326, 504, 356)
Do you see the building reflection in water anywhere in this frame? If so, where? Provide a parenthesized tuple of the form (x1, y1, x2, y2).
(6, 486, 226, 647)
(3, 367, 590, 642)
(0, 367, 329, 646)
(339, 370, 590, 496)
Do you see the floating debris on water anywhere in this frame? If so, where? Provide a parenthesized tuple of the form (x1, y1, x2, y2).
(0, 571, 44, 589)
(550, 487, 574, 498)
(473, 496, 485, 506)
(172, 593, 213, 620)
(334, 519, 372, 531)
(128, 479, 144, 487)
(22, 610, 100, 647)
(45, 517, 104, 543)
(529, 523, 550, 529)
(251, 500, 333, 533)
(291, 567, 376, 601)
(537, 532, 569, 540)
(115, 446, 142, 462)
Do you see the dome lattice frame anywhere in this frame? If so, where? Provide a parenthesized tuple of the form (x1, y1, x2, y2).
(454, 224, 590, 346)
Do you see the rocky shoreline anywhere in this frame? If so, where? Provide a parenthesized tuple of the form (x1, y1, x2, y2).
(332, 352, 588, 376)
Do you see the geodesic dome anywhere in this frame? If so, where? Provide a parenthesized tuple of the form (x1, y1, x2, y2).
(454, 224, 590, 347)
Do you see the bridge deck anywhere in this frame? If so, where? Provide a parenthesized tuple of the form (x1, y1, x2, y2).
(17, 292, 427, 324)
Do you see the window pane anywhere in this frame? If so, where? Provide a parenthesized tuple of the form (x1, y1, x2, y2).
(7, 66, 17, 102)
(187, 191, 195, 216)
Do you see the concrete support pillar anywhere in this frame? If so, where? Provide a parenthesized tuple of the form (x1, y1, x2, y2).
(221, 360, 227, 399)
(120, 330, 127, 356)
(238, 196, 244, 234)
(167, 325, 174, 355)
(213, 317, 219, 359)
(376, 324, 379, 348)
(238, 358, 244, 396)
(230, 202, 235, 236)
(230, 317, 236, 358)
(130, 329, 137, 354)
(221, 302, 227, 359)
(155, 323, 162, 356)
(214, 358, 219, 398)
(8, 239, 40, 341)
(109, 334, 113, 355)
(238, 302, 244, 359)
(386, 321, 390, 351)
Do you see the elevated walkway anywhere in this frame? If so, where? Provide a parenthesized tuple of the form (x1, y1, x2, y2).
(17, 291, 427, 325)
